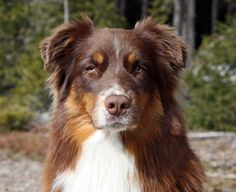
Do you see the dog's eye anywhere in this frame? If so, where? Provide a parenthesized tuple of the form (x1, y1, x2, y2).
(134, 65, 146, 74)
(135, 66, 144, 73)
(85, 65, 96, 72)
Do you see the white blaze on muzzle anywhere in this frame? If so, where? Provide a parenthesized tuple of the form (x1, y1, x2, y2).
(92, 84, 134, 130)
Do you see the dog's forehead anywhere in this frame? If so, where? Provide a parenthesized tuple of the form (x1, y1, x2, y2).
(93, 28, 134, 42)
(86, 28, 140, 55)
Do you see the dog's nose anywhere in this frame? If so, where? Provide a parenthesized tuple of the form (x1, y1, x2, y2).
(105, 95, 131, 116)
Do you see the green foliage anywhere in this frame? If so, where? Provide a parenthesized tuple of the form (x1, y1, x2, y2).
(0, 0, 126, 131)
(0, 0, 63, 131)
(0, 97, 32, 131)
(185, 17, 236, 131)
(70, 0, 126, 28)
(148, 0, 173, 23)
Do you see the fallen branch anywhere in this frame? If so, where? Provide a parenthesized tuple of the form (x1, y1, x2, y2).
(207, 172, 236, 180)
(188, 131, 236, 140)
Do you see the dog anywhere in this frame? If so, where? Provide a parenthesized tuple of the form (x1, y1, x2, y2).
(40, 16, 205, 192)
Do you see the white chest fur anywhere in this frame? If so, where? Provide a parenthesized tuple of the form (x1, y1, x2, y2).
(52, 131, 141, 192)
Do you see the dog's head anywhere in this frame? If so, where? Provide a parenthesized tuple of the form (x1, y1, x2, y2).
(40, 16, 186, 133)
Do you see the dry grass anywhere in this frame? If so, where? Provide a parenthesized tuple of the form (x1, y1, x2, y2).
(0, 127, 49, 161)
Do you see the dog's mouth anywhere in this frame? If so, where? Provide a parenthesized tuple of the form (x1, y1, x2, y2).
(108, 114, 134, 128)
(93, 113, 135, 131)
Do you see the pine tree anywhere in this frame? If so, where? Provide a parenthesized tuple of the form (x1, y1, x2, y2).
(185, 17, 236, 131)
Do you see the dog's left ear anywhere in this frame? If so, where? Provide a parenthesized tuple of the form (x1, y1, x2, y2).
(135, 17, 187, 73)
(135, 17, 187, 124)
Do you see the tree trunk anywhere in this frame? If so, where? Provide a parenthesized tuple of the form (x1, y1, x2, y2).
(141, 0, 148, 18)
(186, 0, 195, 49)
(174, 0, 195, 65)
(64, 0, 69, 22)
(173, 0, 182, 35)
(186, 0, 195, 64)
(116, 0, 126, 16)
(211, 0, 218, 33)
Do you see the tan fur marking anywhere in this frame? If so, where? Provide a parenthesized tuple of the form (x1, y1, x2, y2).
(92, 52, 104, 65)
(128, 52, 138, 64)
(64, 86, 95, 146)
(83, 93, 96, 115)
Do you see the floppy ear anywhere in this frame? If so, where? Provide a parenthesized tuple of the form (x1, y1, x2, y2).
(40, 16, 94, 101)
(135, 17, 187, 120)
(135, 18, 187, 136)
(135, 17, 187, 73)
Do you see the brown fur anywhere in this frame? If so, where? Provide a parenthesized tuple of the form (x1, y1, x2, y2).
(40, 16, 205, 192)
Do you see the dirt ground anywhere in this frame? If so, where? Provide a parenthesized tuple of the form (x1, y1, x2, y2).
(0, 152, 42, 192)
(190, 134, 236, 192)
(0, 131, 235, 192)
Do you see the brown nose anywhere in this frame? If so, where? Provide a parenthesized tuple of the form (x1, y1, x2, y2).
(105, 95, 131, 116)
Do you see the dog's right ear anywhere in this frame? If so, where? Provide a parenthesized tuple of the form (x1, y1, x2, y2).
(40, 16, 94, 71)
(40, 16, 94, 100)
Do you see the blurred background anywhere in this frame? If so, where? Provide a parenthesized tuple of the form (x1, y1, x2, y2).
(0, 0, 235, 191)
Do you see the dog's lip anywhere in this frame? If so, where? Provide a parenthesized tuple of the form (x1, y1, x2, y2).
(107, 115, 130, 124)
(108, 115, 124, 121)
(94, 115, 134, 130)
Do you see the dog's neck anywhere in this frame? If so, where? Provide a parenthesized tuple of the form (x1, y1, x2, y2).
(52, 130, 141, 192)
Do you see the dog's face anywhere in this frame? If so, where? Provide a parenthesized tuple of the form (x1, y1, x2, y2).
(74, 29, 158, 131)
(40, 17, 186, 132)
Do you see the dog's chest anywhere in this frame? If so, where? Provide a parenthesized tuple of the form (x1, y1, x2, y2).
(52, 131, 141, 192)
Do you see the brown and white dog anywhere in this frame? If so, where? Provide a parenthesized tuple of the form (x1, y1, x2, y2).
(40, 16, 205, 192)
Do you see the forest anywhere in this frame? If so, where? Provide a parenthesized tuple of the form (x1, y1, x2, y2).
(0, 1, 236, 191)
(0, 0, 235, 132)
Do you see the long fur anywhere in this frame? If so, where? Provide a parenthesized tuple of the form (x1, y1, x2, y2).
(40, 16, 205, 192)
